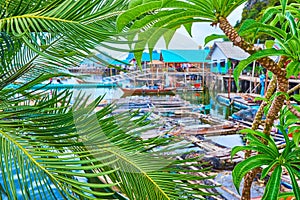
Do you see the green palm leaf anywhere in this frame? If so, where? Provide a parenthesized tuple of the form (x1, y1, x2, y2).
(0, 76, 216, 199)
(284, 164, 300, 200)
(1, 0, 129, 76)
(233, 49, 289, 89)
(232, 154, 273, 193)
(261, 160, 278, 179)
(205, 34, 228, 46)
(261, 166, 282, 200)
(116, 0, 247, 59)
(0, 129, 120, 199)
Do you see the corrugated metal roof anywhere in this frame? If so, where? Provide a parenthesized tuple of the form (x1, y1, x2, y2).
(142, 51, 160, 61)
(110, 59, 130, 65)
(80, 51, 160, 66)
(161, 49, 210, 63)
(80, 53, 111, 66)
(125, 51, 160, 62)
(207, 41, 249, 60)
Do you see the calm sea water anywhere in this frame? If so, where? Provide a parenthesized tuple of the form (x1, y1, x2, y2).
(71, 88, 232, 117)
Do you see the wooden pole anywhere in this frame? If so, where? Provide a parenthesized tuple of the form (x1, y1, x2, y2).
(151, 64, 154, 86)
(134, 77, 136, 87)
(228, 68, 232, 99)
(202, 62, 205, 87)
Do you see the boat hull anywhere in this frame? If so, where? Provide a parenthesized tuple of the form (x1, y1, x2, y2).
(121, 87, 176, 96)
(216, 93, 260, 110)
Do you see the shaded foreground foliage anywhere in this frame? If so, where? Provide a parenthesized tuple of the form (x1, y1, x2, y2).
(0, 0, 217, 199)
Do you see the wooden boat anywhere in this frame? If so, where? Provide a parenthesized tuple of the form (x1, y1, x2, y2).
(121, 87, 176, 96)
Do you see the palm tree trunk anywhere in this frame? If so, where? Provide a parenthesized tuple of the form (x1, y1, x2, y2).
(251, 76, 277, 131)
(245, 76, 277, 156)
(218, 17, 283, 74)
(263, 76, 288, 135)
(240, 76, 277, 199)
(218, 17, 288, 200)
(218, 17, 288, 136)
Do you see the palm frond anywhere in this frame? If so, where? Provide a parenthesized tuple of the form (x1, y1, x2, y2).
(0, 75, 216, 199)
(116, 0, 247, 64)
(0, 0, 130, 77)
(0, 1, 219, 199)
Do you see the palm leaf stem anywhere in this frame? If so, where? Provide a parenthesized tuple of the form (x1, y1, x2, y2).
(102, 148, 170, 200)
(286, 100, 300, 118)
(288, 83, 300, 94)
(0, 130, 69, 198)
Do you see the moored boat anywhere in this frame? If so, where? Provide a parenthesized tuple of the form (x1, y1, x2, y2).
(121, 87, 176, 96)
(216, 93, 261, 110)
(231, 107, 259, 122)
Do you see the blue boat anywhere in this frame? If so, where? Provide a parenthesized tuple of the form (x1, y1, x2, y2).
(216, 93, 260, 110)
(231, 107, 260, 122)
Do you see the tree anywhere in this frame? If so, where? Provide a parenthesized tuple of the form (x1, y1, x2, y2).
(236, 0, 297, 42)
(117, 0, 300, 199)
(0, 0, 216, 199)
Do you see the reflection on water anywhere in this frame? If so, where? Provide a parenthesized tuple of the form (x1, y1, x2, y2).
(71, 87, 123, 104)
(177, 88, 237, 120)
(0, 160, 64, 199)
(207, 135, 244, 148)
(63, 76, 235, 120)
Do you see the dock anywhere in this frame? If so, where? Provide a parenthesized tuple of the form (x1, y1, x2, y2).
(102, 92, 286, 173)
(181, 124, 241, 137)
(110, 95, 244, 139)
(184, 136, 245, 170)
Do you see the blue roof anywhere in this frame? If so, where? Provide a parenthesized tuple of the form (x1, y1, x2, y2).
(125, 50, 160, 62)
(142, 51, 160, 61)
(125, 52, 135, 62)
(161, 49, 210, 63)
(80, 53, 111, 66)
(109, 59, 130, 65)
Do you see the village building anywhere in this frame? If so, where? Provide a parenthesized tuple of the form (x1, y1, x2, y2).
(125, 50, 161, 70)
(206, 41, 250, 74)
(160, 49, 210, 72)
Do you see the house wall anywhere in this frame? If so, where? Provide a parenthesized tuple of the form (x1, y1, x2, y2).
(211, 47, 227, 62)
(210, 47, 229, 74)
